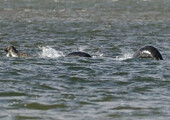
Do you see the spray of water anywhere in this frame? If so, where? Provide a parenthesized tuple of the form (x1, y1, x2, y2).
(115, 53, 133, 61)
(38, 46, 132, 60)
(38, 46, 64, 58)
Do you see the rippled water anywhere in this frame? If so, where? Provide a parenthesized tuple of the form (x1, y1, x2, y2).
(0, 0, 170, 120)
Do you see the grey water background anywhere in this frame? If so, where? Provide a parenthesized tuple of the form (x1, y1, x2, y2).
(0, 0, 170, 120)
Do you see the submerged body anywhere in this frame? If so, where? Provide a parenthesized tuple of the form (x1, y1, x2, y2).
(66, 52, 92, 57)
(132, 46, 163, 60)
(4, 46, 31, 58)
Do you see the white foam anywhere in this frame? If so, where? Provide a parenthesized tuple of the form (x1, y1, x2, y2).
(115, 53, 133, 61)
(38, 46, 64, 58)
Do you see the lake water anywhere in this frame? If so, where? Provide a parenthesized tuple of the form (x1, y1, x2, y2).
(0, 0, 170, 120)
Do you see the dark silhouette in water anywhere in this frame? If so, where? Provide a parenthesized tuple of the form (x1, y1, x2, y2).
(67, 52, 92, 57)
(132, 46, 163, 60)
(4, 45, 163, 60)
(4, 46, 31, 58)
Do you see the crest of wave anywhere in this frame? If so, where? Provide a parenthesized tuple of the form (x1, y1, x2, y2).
(115, 53, 133, 61)
(38, 46, 64, 58)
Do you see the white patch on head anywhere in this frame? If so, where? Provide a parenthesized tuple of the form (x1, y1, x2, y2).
(6, 53, 10, 57)
(7, 52, 18, 57)
(11, 52, 18, 57)
(140, 50, 153, 58)
(141, 50, 151, 55)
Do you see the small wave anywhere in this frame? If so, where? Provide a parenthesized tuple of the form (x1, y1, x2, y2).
(115, 53, 133, 61)
(92, 53, 104, 58)
(38, 46, 64, 58)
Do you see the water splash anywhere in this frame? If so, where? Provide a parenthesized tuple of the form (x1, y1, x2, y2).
(38, 46, 64, 58)
(115, 53, 133, 61)
(92, 53, 103, 58)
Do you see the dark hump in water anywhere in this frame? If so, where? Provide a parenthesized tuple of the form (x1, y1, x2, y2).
(66, 52, 92, 57)
(132, 46, 163, 60)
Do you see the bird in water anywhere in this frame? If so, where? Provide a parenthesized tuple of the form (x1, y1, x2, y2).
(4, 46, 31, 58)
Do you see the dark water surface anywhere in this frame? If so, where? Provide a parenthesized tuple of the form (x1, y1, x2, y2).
(0, 0, 170, 120)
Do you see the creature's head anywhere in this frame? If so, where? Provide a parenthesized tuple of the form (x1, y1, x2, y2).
(132, 46, 163, 60)
(143, 46, 163, 60)
(4, 46, 18, 53)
